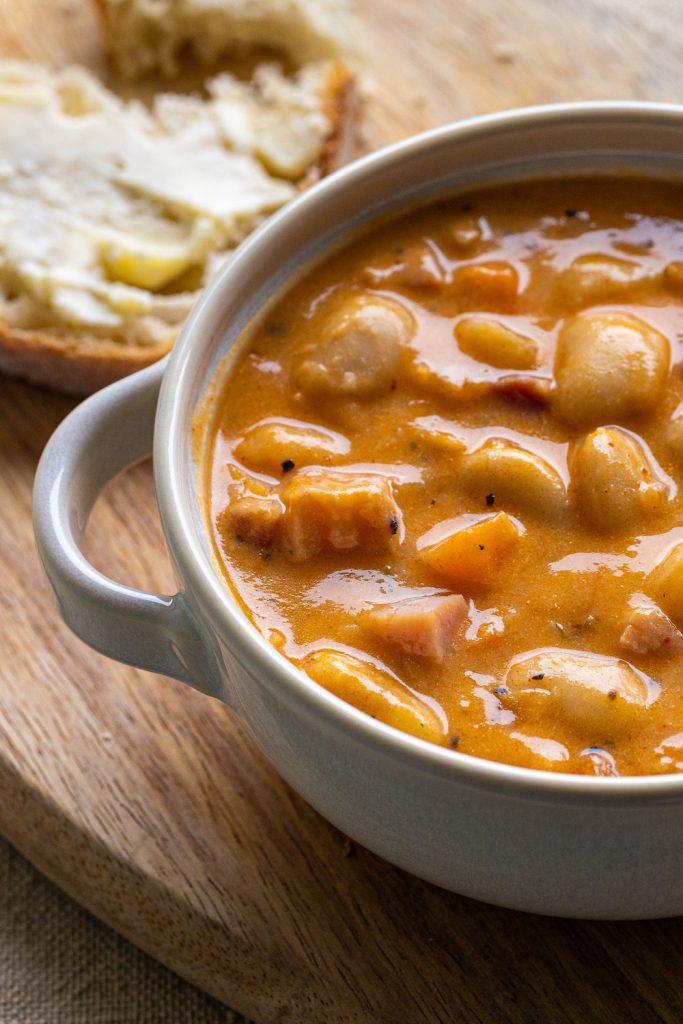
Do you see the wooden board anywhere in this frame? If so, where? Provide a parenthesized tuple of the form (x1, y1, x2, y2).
(2, 1, 683, 1021)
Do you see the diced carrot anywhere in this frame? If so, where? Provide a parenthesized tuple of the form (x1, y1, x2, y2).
(665, 260, 683, 295)
(454, 261, 519, 311)
(417, 512, 523, 589)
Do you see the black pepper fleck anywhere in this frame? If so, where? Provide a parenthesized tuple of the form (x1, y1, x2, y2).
(565, 209, 578, 218)
(494, 686, 506, 696)
(389, 515, 399, 535)
(485, 493, 495, 507)
(449, 735, 460, 748)
(607, 689, 617, 701)
(281, 458, 295, 473)
(531, 672, 545, 680)
(478, 544, 485, 551)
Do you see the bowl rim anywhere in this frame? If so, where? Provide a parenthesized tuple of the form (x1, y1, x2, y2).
(156, 99, 683, 802)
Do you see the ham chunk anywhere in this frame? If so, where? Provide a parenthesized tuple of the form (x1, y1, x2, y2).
(280, 470, 403, 560)
(223, 493, 284, 548)
(620, 596, 683, 656)
(362, 593, 467, 660)
(492, 375, 553, 406)
(448, 213, 485, 253)
(363, 248, 446, 291)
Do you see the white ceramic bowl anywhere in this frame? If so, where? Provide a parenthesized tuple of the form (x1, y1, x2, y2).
(34, 103, 683, 919)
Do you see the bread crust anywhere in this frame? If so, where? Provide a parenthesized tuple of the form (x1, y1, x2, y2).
(0, 322, 173, 396)
(313, 61, 359, 179)
(0, 62, 357, 396)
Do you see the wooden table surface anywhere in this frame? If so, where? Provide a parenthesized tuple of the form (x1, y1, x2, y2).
(2, 2, 683, 1022)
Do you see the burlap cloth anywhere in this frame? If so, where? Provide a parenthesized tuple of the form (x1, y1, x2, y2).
(0, 836, 252, 1023)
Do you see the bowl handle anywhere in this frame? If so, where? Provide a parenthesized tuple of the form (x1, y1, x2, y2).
(33, 360, 221, 697)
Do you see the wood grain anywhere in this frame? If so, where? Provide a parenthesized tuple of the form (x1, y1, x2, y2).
(2, 1, 683, 1021)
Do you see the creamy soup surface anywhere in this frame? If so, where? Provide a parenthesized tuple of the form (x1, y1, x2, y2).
(203, 177, 683, 776)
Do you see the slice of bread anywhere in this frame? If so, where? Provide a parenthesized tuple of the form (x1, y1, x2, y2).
(0, 59, 354, 394)
(99, 0, 359, 81)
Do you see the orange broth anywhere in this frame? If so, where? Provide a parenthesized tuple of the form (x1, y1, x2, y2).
(203, 177, 683, 776)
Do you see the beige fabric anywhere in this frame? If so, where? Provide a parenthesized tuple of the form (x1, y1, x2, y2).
(0, 836, 250, 1023)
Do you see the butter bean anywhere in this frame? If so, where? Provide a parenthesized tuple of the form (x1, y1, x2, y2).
(554, 312, 669, 426)
(572, 426, 673, 531)
(503, 648, 659, 738)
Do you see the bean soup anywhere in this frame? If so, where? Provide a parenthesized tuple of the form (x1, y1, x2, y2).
(202, 177, 683, 776)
